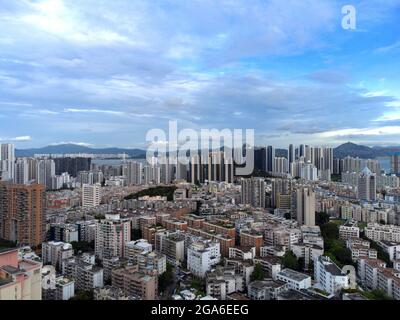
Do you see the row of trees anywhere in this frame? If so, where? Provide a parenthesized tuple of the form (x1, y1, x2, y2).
(125, 186, 177, 201)
(318, 216, 353, 268)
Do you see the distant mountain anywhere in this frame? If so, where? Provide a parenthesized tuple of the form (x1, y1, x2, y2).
(15, 144, 147, 158)
(15, 142, 400, 160)
(333, 142, 400, 159)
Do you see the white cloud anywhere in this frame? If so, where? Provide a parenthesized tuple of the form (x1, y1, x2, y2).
(50, 141, 93, 147)
(0, 135, 32, 142)
(374, 41, 400, 53)
(63, 108, 125, 116)
(318, 126, 400, 138)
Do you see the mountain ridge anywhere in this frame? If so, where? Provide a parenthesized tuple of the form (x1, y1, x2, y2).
(15, 142, 400, 159)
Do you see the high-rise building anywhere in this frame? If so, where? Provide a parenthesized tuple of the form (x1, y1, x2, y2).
(299, 144, 305, 159)
(95, 213, 131, 260)
(357, 167, 376, 202)
(333, 158, 341, 175)
(301, 162, 318, 181)
(271, 179, 290, 208)
(82, 184, 101, 208)
(0, 181, 45, 247)
(0, 143, 15, 181)
(126, 161, 142, 186)
(323, 147, 334, 173)
(160, 162, 173, 184)
(36, 159, 55, 190)
(266, 146, 275, 172)
(190, 154, 203, 184)
(274, 157, 288, 174)
(296, 187, 315, 226)
(365, 159, 380, 174)
(241, 178, 265, 208)
(254, 147, 266, 172)
(288, 144, 295, 173)
(391, 154, 400, 175)
(175, 161, 188, 181)
(343, 156, 362, 173)
(15, 158, 29, 185)
(54, 157, 91, 177)
(305, 145, 311, 163)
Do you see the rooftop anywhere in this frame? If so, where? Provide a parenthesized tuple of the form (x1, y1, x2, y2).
(278, 268, 310, 282)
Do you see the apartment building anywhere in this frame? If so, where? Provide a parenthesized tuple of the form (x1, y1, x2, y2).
(339, 221, 360, 240)
(276, 268, 312, 290)
(154, 231, 185, 266)
(314, 256, 349, 295)
(42, 241, 74, 271)
(240, 231, 264, 256)
(365, 223, 400, 243)
(187, 240, 221, 278)
(0, 248, 42, 300)
(111, 265, 157, 300)
(228, 246, 256, 261)
(253, 256, 282, 280)
(95, 213, 131, 260)
(0, 181, 45, 248)
(64, 256, 103, 292)
(248, 279, 288, 300)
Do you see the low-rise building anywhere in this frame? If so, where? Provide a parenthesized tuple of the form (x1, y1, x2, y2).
(292, 243, 324, 269)
(94, 285, 137, 300)
(339, 221, 360, 240)
(276, 268, 311, 290)
(358, 258, 387, 289)
(253, 256, 282, 280)
(346, 238, 377, 262)
(206, 266, 242, 299)
(111, 265, 157, 300)
(377, 240, 400, 262)
(228, 246, 256, 261)
(247, 279, 288, 300)
(314, 256, 349, 295)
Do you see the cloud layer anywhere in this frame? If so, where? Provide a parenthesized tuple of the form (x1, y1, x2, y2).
(0, 0, 400, 148)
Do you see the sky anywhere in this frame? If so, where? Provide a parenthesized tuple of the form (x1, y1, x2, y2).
(0, 0, 400, 149)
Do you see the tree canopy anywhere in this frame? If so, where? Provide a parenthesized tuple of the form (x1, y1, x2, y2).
(250, 263, 266, 281)
(124, 186, 177, 201)
(282, 251, 301, 271)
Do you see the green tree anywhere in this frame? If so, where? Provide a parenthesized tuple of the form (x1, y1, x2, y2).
(321, 222, 339, 240)
(250, 263, 266, 281)
(282, 251, 300, 271)
(124, 186, 177, 201)
(0, 238, 16, 249)
(70, 290, 93, 300)
(363, 289, 393, 300)
(70, 241, 94, 254)
(158, 262, 174, 293)
(94, 213, 105, 220)
(131, 229, 142, 241)
(316, 212, 330, 226)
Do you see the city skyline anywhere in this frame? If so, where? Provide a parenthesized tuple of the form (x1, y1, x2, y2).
(1, 0, 400, 149)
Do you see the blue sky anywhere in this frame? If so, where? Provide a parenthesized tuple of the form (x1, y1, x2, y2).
(0, 0, 400, 149)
